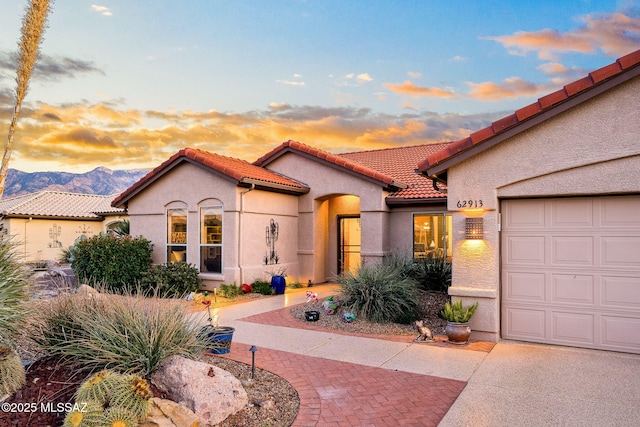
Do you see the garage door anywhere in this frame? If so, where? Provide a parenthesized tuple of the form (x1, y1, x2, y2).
(501, 196, 640, 354)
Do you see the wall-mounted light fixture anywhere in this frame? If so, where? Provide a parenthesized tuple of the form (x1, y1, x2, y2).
(465, 217, 483, 240)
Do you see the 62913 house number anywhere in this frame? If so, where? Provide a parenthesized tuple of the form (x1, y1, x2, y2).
(456, 199, 483, 208)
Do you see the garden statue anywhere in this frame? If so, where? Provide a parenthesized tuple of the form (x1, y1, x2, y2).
(413, 320, 435, 343)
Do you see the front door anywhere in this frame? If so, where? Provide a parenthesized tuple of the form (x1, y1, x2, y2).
(338, 216, 361, 275)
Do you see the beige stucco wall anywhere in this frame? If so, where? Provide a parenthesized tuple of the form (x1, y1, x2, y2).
(388, 205, 448, 256)
(445, 75, 640, 342)
(3, 216, 127, 263)
(264, 152, 392, 283)
(126, 162, 299, 289)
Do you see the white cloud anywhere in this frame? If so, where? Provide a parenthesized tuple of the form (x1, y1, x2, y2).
(356, 73, 373, 83)
(91, 5, 113, 16)
(407, 71, 422, 78)
(276, 80, 306, 86)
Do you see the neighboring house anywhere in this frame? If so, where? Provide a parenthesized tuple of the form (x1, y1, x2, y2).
(418, 49, 640, 353)
(112, 142, 452, 288)
(0, 191, 128, 263)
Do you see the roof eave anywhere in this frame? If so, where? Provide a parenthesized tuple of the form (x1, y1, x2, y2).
(420, 60, 640, 179)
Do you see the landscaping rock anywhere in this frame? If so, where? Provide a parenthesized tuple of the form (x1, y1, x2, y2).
(151, 356, 248, 426)
(139, 398, 200, 427)
(77, 284, 99, 294)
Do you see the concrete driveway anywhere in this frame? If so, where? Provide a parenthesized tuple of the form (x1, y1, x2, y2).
(439, 341, 640, 426)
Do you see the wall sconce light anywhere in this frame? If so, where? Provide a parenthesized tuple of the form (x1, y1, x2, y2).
(465, 217, 483, 240)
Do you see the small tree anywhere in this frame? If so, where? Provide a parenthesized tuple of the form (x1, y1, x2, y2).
(0, 0, 54, 197)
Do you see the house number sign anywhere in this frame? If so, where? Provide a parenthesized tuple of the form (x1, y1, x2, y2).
(456, 199, 483, 208)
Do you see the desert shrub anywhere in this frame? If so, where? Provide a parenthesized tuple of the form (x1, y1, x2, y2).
(412, 255, 452, 294)
(0, 240, 30, 344)
(139, 262, 201, 297)
(71, 234, 153, 291)
(0, 345, 26, 397)
(287, 281, 303, 289)
(219, 283, 242, 298)
(251, 279, 274, 295)
(338, 262, 422, 324)
(33, 292, 206, 378)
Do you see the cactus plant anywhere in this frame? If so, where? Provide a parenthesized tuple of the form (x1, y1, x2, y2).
(0, 345, 26, 398)
(109, 375, 153, 420)
(75, 370, 118, 405)
(98, 406, 139, 427)
(62, 400, 103, 427)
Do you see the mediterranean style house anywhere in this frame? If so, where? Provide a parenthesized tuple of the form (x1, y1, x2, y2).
(0, 191, 127, 263)
(419, 49, 640, 353)
(113, 48, 639, 354)
(111, 142, 452, 288)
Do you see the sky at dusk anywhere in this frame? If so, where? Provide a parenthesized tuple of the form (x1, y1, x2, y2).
(0, 0, 639, 173)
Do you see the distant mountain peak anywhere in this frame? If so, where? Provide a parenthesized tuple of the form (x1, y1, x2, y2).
(2, 168, 149, 198)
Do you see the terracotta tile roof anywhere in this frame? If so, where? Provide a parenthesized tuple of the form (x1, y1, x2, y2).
(0, 191, 123, 219)
(253, 140, 405, 190)
(112, 148, 309, 207)
(339, 143, 450, 203)
(418, 49, 640, 177)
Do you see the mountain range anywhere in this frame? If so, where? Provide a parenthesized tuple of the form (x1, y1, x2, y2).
(2, 167, 149, 198)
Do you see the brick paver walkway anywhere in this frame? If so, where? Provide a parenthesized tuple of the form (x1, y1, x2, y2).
(216, 301, 495, 426)
(221, 342, 466, 426)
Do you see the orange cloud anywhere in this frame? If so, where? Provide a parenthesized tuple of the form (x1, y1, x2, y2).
(466, 77, 560, 101)
(2, 95, 504, 173)
(484, 12, 640, 60)
(383, 81, 461, 99)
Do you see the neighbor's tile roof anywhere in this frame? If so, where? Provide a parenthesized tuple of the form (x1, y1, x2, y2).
(112, 148, 309, 207)
(339, 143, 450, 201)
(0, 191, 123, 219)
(417, 49, 640, 176)
(253, 140, 405, 189)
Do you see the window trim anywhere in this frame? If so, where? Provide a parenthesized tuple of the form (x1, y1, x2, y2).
(412, 212, 452, 260)
(199, 205, 223, 274)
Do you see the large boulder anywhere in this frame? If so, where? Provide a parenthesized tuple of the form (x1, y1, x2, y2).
(151, 356, 248, 426)
(139, 398, 200, 427)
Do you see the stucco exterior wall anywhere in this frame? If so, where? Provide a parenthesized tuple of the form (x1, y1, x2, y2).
(238, 188, 299, 285)
(445, 76, 640, 341)
(3, 216, 127, 263)
(125, 162, 300, 289)
(388, 205, 448, 256)
(264, 152, 391, 282)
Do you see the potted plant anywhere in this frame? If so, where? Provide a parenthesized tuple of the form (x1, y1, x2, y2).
(266, 266, 287, 295)
(441, 299, 478, 344)
(198, 292, 235, 354)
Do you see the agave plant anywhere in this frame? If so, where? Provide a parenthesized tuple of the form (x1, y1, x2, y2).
(0, 240, 30, 344)
(441, 299, 478, 323)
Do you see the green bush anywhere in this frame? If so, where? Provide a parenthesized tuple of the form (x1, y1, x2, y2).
(71, 234, 153, 291)
(251, 279, 274, 295)
(338, 262, 422, 324)
(412, 256, 452, 294)
(219, 283, 242, 298)
(139, 262, 201, 297)
(0, 240, 30, 344)
(33, 292, 207, 378)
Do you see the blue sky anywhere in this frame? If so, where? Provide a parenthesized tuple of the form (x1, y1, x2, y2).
(0, 0, 638, 173)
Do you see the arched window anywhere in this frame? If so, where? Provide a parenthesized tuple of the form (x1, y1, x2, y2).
(167, 205, 187, 263)
(200, 202, 223, 274)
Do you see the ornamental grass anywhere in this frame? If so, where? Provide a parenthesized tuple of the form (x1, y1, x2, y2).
(33, 291, 207, 378)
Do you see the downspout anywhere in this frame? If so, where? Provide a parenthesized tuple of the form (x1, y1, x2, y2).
(432, 179, 447, 194)
(238, 184, 255, 285)
(24, 217, 33, 261)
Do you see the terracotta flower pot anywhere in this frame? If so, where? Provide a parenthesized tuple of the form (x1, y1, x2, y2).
(445, 321, 471, 344)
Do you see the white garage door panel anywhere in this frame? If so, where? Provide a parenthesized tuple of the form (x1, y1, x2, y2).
(602, 276, 640, 308)
(502, 196, 640, 354)
(552, 236, 594, 265)
(552, 274, 594, 304)
(552, 311, 594, 344)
